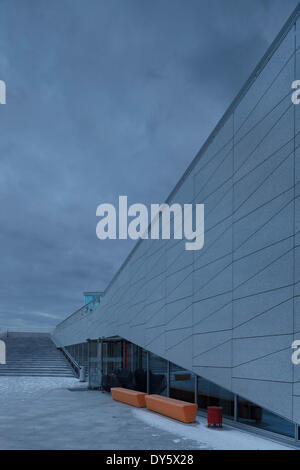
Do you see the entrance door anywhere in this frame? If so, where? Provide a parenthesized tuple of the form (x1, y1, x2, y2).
(88, 340, 101, 389)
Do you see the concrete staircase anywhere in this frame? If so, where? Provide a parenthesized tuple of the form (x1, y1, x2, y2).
(0, 332, 75, 377)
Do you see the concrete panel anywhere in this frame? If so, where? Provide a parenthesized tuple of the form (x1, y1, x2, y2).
(193, 116, 233, 179)
(166, 242, 193, 274)
(193, 292, 232, 325)
(195, 148, 233, 204)
(165, 296, 192, 324)
(193, 341, 232, 368)
(233, 282, 292, 322)
(165, 328, 193, 371)
(144, 298, 166, 328)
(294, 296, 300, 333)
(293, 396, 300, 425)
(234, 240, 294, 298)
(193, 330, 232, 360)
(235, 56, 294, 143)
(234, 98, 294, 182)
(234, 149, 294, 221)
(234, 191, 294, 258)
(235, 28, 294, 132)
(166, 265, 193, 302)
(201, 180, 233, 230)
(165, 303, 193, 330)
(233, 348, 293, 382)
(232, 335, 293, 367)
(232, 378, 293, 420)
(193, 366, 232, 391)
(295, 246, 300, 284)
(233, 297, 293, 338)
(195, 225, 232, 270)
(193, 302, 232, 335)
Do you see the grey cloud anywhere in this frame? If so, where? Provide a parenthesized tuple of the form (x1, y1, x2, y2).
(0, 0, 298, 328)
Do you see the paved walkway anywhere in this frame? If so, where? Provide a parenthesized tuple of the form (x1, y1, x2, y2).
(0, 377, 293, 450)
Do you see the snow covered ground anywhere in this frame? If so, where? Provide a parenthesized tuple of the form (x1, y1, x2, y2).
(132, 408, 294, 450)
(0, 376, 78, 401)
(0, 376, 295, 450)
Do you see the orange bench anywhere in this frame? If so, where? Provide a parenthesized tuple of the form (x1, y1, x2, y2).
(145, 395, 198, 423)
(111, 387, 147, 408)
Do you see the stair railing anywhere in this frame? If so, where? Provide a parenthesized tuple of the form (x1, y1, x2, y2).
(58, 345, 81, 378)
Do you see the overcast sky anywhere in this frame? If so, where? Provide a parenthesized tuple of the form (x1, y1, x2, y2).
(0, 0, 299, 329)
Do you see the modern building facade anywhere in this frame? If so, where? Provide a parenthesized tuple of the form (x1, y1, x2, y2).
(54, 3, 300, 443)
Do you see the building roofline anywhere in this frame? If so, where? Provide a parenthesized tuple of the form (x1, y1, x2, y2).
(55, 1, 300, 329)
(102, 2, 300, 297)
(83, 291, 104, 296)
(55, 297, 97, 329)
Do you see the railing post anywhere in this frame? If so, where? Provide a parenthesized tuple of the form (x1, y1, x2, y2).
(79, 366, 86, 382)
(167, 361, 170, 397)
(100, 337, 104, 391)
(194, 374, 198, 404)
(96, 338, 101, 390)
(146, 351, 150, 394)
(87, 339, 91, 388)
(234, 394, 238, 421)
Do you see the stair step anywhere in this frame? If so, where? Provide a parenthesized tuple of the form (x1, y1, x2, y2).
(0, 334, 75, 378)
(0, 373, 75, 377)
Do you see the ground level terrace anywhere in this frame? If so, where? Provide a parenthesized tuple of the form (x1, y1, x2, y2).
(0, 376, 294, 450)
(62, 336, 299, 446)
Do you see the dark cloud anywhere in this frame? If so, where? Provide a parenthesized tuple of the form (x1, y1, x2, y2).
(0, 0, 298, 328)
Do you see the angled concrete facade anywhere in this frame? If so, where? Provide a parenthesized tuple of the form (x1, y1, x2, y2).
(54, 4, 300, 429)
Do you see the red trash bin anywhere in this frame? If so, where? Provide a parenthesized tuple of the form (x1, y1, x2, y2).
(207, 406, 223, 428)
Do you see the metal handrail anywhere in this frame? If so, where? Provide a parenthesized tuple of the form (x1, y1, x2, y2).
(55, 297, 100, 330)
(58, 345, 81, 377)
(0, 327, 52, 334)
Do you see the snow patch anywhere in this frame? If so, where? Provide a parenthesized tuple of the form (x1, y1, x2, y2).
(132, 408, 293, 450)
(0, 376, 78, 401)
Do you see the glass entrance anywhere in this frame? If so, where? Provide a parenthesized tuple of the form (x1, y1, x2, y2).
(88, 340, 101, 389)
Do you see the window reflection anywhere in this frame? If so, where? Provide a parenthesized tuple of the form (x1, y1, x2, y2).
(238, 396, 295, 438)
(88, 340, 101, 389)
(197, 377, 234, 419)
(101, 340, 148, 392)
(125, 343, 147, 392)
(149, 352, 167, 395)
(170, 363, 195, 403)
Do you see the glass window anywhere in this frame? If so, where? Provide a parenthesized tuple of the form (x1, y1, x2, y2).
(197, 377, 234, 419)
(102, 340, 135, 391)
(88, 341, 101, 389)
(238, 396, 295, 438)
(83, 342, 88, 367)
(170, 363, 195, 403)
(126, 343, 147, 392)
(78, 343, 83, 365)
(100, 340, 148, 392)
(102, 340, 123, 376)
(149, 352, 168, 396)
